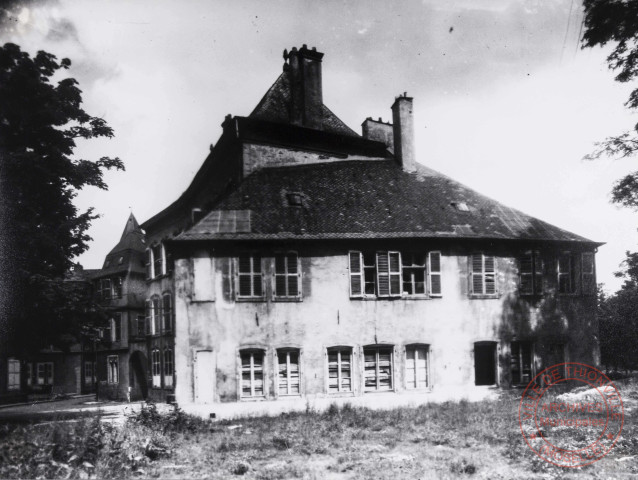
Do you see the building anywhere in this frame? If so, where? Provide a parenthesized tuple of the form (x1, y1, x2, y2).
(134, 45, 601, 405)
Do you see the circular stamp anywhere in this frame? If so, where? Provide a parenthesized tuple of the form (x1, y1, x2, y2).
(518, 362, 624, 468)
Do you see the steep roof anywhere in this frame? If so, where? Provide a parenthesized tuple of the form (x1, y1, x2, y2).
(98, 213, 146, 275)
(108, 212, 145, 255)
(176, 160, 598, 244)
(249, 72, 359, 138)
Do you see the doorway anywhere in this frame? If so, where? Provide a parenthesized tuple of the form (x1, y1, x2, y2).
(474, 342, 497, 386)
(129, 351, 148, 400)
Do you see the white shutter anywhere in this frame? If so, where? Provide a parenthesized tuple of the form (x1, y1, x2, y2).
(349, 252, 364, 297)
(428, 251, 442, 296)
(484, 256, 496, 295)
(376, 252, 390, 297)
(471, 254, 484, 295)
(582, 252, 595, 295)
(389, 251, 402, 297)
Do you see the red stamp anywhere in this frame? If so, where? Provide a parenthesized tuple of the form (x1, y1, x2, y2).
(518, 362, 624, 467)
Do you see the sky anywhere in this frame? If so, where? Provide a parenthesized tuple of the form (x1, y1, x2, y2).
(1, 0, 637, 292)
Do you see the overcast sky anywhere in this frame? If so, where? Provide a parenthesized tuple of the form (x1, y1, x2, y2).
(2, 0, 637, 292)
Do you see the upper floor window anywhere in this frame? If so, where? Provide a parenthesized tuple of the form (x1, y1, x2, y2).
(557, 252, 576, 294)
(162, 293, 173, 331)
(111, 313, 122, 342)
(145, 297, 161, 335)
(582, 252, 596, 295)
(350, 251, 442, 299)
(113, 277, 123, 298)
(470, 254, 497, 297)
(134, 315, 146, 338)
(241, 349, 265, 398)
(96, 277, 122, 301)
(520, 251, 543, 296)
(237, 255, 264, 299)
(273, 253, 301, 300)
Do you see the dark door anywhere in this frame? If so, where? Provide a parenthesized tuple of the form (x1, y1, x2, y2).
(129, 352, 148, 400)
(474, 342, 497, 385)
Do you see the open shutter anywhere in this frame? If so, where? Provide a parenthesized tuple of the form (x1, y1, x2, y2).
(145, 248, 153, 279)
(582, 252, 595, 295)
(428, 251, 442, 296)
(376, 252, 390, 297)
(471, 254, 484, 295)
(484, 256, 496, 294)
(389, 251, 402, 296)
(520, 252, 533, 295)
(349, 252, 364, 297)
(534, 252, 543, 295)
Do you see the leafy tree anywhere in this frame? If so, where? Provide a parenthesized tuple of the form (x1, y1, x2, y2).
(0, 43, 123, 353)
(582, 0, 638, 208)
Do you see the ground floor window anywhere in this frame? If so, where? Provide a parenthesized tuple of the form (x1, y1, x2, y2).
(151, 349, 161, 387)
(26, 363, 32, 386)
(164, 348, 174, 388)
(474, 342, 497, 386)
(84, 361, 96, 385)
(364, 346, 393, 391)
(511, 341, 533, 386)
(241, 350, 265, 398)
(277, 349, 300, 396)
(327, 347, 352, 393)
(107, 356, 119, 384)
(7, 359, 20, 391)
(37, 362, 54, 385)
(406, 345, 429, 389)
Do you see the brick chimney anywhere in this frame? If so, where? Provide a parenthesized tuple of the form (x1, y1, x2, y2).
(391, 93, 415, 172)
(286, 45, 324, 129)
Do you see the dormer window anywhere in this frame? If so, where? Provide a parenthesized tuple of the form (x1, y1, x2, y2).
(118, 256, 124, 265)
(451, 202, 470, 212)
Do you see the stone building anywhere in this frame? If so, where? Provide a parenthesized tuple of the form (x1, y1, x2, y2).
(136, 45, 601, 405)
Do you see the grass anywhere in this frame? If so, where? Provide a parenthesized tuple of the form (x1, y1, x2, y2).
(1, 381, 637, 479)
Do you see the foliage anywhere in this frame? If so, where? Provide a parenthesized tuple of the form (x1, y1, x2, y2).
(0, 42, 123, 352)
(582, 1, 638, 209)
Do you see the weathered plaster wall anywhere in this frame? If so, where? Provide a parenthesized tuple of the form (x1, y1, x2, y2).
(174, 246, 599, 404)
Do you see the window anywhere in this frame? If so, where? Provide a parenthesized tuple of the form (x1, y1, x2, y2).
(111, 313, 122, 342)
(470, 254, 497, 296)
(84, 361, 96, 385)
(351, 251, 441, 298)
(145, 300, 152, 335)
(511, 341, 533, 386)
(237, 255, 263, 299)
(520, 251, 543, 296)
(163, 349, 174, 388)
(37, 362, 53, 385)
(402, 254, 426, 296)
(277, 349, 301, 395)
(107, 356, 118, 384)
(26, 363, 33, 386)
(135, 315, 146, 337)
(153, 244, 164, 278)
(101, 278, 112, 300)
(150, 296, 161, 335)
(162, 294, 172, 331)
(7, 359, 20, 391)
(151, 349, 161, 387)
(405, 346, 429, 389)
(363, 346, 393, 391)
(582, 252, 596, 295)
(558, 252, 576, 294)
(327, 347, 352, 393)
(145, 248, 153, 279)
(241, 350, 265, 398)
(113, 277, 123, 299)
(273, 253, 301, 299)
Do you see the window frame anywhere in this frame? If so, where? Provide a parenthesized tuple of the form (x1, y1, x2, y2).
(84, 361, 96, 385)
(107, 356, 119, 384)
(405, 345, 430, 390)
(7, 359, 20, 391)
(581, 252, 596, 296)
(236, 255, 265, 301)
(163, 348, 174, 388)
(363, 345, 394, 392)
(36, 362, 54, 386)
(401, 253, 427, 298)
(162, 293, 173, 332)
(272, 252, 302, 301)
(111, 313, 122, 342)
(240, 349, 266, 399)
(327, 347, 353, 394)
(276, 348, 302, 396)
(557, 252, 577, 295)
(151, 295, 161, 335)
(112, 276, 123, 299)
(469, 253, 498, 298)
(511, 341, 534, 386)
(151, 349, 161, 388)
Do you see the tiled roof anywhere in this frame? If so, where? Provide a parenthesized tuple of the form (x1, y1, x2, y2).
(177, 160, 598, 244)
(249, 72, 359, 137)
(97, 213, 147, 276)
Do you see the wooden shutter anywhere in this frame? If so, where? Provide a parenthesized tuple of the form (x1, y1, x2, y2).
(287, 253, 301, 298)
(534, 252, 543, 295)
(376, 252, 390, 297)
(471, 254, 484, 295)
(582, 252, 595, 295)
(145, 248, 153, 279)
(349, 252, 364, 297)
(484, 256, 496, 294)
(389, 252, 402, 296)
(428, 251, 442, 296)
(520, 252, 533, 295)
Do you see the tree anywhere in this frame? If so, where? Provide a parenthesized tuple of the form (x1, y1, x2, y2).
(0, 43, 123, 353)
(582, 0, 638, 208)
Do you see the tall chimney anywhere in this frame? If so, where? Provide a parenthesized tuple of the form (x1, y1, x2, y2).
(391, 93, 415, 172)
(287, 45, 324, 129)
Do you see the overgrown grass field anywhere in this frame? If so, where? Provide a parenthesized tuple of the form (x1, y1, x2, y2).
(1, 381, 637, 479)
